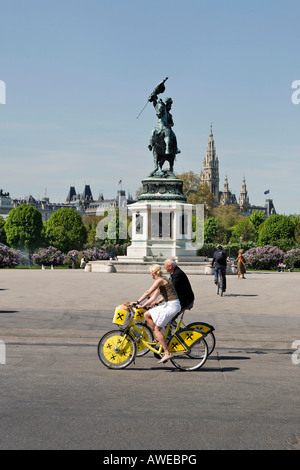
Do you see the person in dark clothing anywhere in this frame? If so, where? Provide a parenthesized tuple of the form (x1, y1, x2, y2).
(164, 258, 194, 310)
(211, 245, 227, 291)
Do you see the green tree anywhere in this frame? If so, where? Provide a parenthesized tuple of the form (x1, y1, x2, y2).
(0, 216, 7, 245)
(82, 214, 103, 247)
(211, 205, 244, 243)
(231, 218, 254, 242)
(204, 217, 220, 243)
(289, 214, 300, 244)
(258, 214, 295, 247)
(249, 210, 265, 242)
(45, 208, 87, 252)
(213, 205, 244, 228)
(249, 210, 265, 229)
(4, 204, 43, 252)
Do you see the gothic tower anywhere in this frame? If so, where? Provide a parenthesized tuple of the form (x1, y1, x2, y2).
(238, 176, 250, 212)
(220, 175, 230, 205)
(220, 175, 237, 206)
(200, 126, 219, 200)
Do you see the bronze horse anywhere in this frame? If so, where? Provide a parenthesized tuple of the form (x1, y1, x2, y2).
(148, 99, 179, 176)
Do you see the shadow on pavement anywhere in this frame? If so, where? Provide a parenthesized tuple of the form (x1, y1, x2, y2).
(225, 294, 258, 297)
(0, 310, 19, 313)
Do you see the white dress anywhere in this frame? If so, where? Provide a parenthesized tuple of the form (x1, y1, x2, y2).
(149, 277, 181, 328)
(149, 299, 181, 328)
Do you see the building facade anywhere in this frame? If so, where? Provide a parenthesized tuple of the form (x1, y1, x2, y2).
(0, 184, 135, 222)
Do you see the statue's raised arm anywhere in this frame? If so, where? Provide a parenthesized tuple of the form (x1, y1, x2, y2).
(136, 77, 168, 119)
(148, 77, 168, 106)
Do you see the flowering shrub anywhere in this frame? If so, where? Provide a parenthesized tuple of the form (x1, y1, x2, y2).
(284, 248, 300, 268)
(99, 243, 130, 256)
(83, 247, 110, 261)
(244, 245, 284, 270)
(0, 245, 19, 268)
(63, 248, 111, 268)
(111, 243, 130, 256)
(32, 246, 64, 266)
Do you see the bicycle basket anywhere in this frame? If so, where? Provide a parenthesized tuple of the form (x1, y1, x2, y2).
(112, 303, 132, 328)
(133, 307, 146, 322)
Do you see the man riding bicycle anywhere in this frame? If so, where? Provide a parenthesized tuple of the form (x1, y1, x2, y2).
(211, 245, 227, 292)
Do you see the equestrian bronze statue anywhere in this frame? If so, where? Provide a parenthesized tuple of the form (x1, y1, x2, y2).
(137, 78, 181, 176)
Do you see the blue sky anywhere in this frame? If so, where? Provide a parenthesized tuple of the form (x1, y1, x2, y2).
(1, 0, 300, 214)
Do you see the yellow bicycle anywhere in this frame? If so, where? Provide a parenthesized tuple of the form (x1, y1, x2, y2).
(133, 305, 215, 358)
(97, 303, 211, 371)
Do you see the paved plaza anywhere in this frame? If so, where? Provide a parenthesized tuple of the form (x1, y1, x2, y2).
(0, 268, 300, 450)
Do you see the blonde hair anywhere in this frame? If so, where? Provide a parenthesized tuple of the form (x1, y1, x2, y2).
(239, 249, 244, 254)
(150, 264, 162, 277)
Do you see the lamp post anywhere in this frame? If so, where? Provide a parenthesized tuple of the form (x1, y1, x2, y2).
(239, 236, 243, 249)
(228, 241, 231, 258)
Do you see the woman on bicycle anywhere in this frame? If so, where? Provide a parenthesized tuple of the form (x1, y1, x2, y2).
(131, 264, 181, 363)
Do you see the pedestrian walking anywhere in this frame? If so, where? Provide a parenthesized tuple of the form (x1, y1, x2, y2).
(236, 249, 246, 279)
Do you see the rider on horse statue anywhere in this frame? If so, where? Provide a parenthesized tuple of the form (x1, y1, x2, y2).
(147, 78, 181, 176)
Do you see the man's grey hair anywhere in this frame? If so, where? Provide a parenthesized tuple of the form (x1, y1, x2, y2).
(165, 258, 177, 267)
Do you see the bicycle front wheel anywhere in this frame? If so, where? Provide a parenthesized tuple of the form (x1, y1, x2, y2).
(217, 273, 224, 296)
(170, 337, 208, 371)
(135, 322, 154, 357)
(98, 330, 136, 369)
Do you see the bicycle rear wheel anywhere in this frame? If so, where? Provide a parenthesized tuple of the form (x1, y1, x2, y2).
(216, 275, 220, 295)
(220, 274, 224, 296)
(217, 272, 224, 296)
(186, 323, 216, 356)
(202, 331, 215, 355)
(98, 330, 136, 369)
(170, 337, 208, 371)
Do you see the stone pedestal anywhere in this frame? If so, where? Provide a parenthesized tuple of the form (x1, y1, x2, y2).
(89, 171, 207, 273)
(120, 172, 197, 262)
(123, 200, 196, 261)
